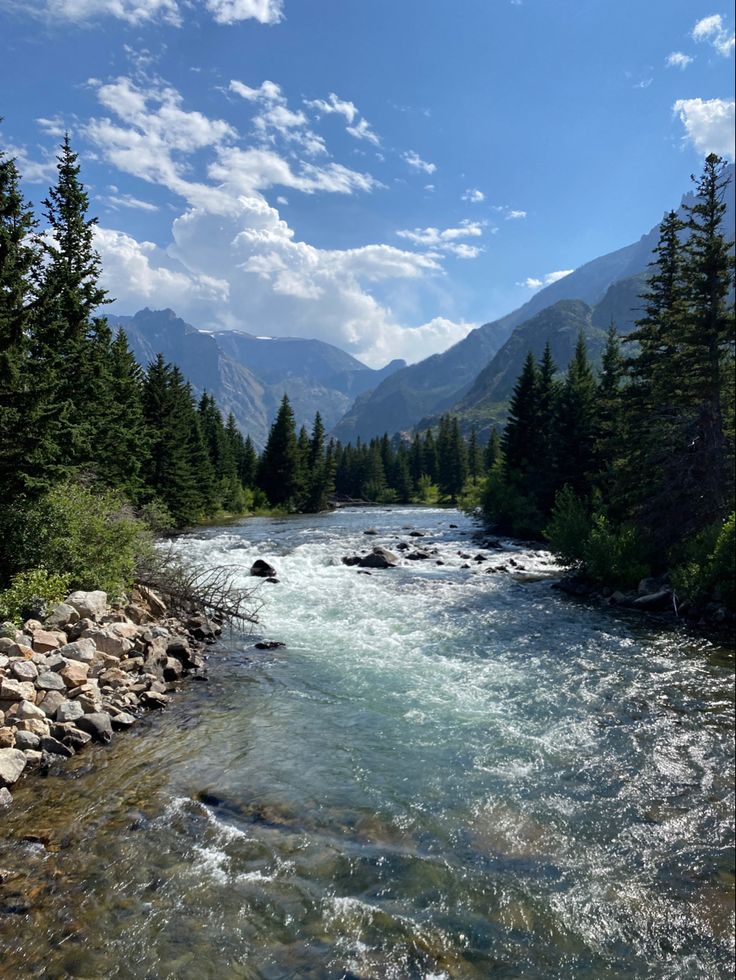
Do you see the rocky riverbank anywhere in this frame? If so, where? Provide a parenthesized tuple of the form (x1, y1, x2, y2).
(0, 587, 221, 806)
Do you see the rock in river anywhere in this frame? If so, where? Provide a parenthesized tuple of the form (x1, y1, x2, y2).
(358, 546, 398, 569)
(250, 559, 277, 578)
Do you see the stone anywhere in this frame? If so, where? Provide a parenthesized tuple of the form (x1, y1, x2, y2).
(60, 661, 89, 688)
(11, 660, 38, 682)
(167, 639, 197, 670)
(23, 750, 42, 768)
(39, 690, 67, 717)
(632, 589, 674, 611)
(111, 712, 136, 730)
(14, 731, 40, 751)
(31, 630, 62, 654)
(0, 748, 26, 787)
(7, 643, 34, 659)
(363, 528, 378, 535)
(406, 551, 430, 561)
(40, 736, 74, 758)
(98, 668, 130, 689)
(58, 639, 96, 664)
(255, 640, 286, 650)
(77, 694, 103, 714)
(163, 658, 184, 682)
(36, 671, 66, 692)
(63, 728, 92, 751)
(0, 728, 15, 749)
(14, 718, 50, 737)
(66, 590, 108, 621)
(0, 787, 12, 806)
(13, 700, 46, 721)
(1, 677, 36, 702)
(638, 577, 662, 596)
(80, 628, 132, 658)
(44, 603, 80, 630)
(75, 712, 113, 743)
(55, 701, 85, 724)
(250, 559, 277, 578)
(408, 530, 425, 537)
(44, 653, 67, 673)
(341, 556, 361, 566)
(358, 546, 398, 569)
(140, 691, 169, 710)
(124, 603, 151, 625)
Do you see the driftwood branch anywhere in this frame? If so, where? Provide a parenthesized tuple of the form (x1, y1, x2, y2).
(136, 546, 262, 627)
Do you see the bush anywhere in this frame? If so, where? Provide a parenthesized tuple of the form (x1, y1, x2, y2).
(414, 475, 439, 505)
(9, 481, 154, 599)
(0, 568, 71, 625)
(671, 512, 735, 610)
(481, 467, 544, 538)
(544, 486, 591, 565)
(581, 515, 649, 588)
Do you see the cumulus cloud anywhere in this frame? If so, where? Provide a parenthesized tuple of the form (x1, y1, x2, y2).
(666, 51, 694, 69)
(402, 150, 436, 174)
(346, 118, 380, 146)
(396, 220, 483, 249)
(518, 269, 573, 289)
(692, 14, 735, 56)
(16, 0, 283, 25)
(673, 97, 735, 159)
(1, 142, 57, 182)
(462, 188, 485, 203)
(304, 92, 358, 124)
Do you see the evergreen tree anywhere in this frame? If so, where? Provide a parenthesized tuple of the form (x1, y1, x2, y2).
(467, 425, 484, 482)
(502, 351, 539, 490)
(258, 395, 302, 506)
(553, 334, 597, 498)
(484, 429, 502, 471)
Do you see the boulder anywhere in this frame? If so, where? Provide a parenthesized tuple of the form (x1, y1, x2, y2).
(1, 677, 36, 702)
(140, 691, 169, 710)
(12, 700, 46, 721)
(66, 590, 108, 621)
(254, 640, 286, 650)
(163, 658, 184, 681)
(44, 603, 80, 630)
(40, 736, 74, 758)
(14, 717, 50, 737)
(80, 629, 131, 658)
(638, 577, 663, 596)
(408, 530, 425, 537)
(31, 630, 62, 654)
(75, 712, 113, 744)
(406, 551, 430, 561)
(14, 731, 40, 751)
(341, 556, 362, 566)
(0, 786, 12, 806)
(363, 528, 378, 536)
(358, 547, 398, 569)
(63, 728, 93, 751)
(632, 589, 673, 611)
(0, 748, 26, 787)
(36, 671, 67, 692)
(111, 712, 136, 730)
(98, 668, 130, 689)
(11, 660, 39, 682)
(0, 728, 15, 749)
(55, 701, 85, 724)
(39, 690, 67, 718)
(58, 639, 96, 664)
(7, 643, 34, 659)
(250, 559, 277, 578)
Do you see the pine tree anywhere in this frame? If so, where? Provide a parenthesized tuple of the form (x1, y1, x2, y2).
(533, 342, 560, 511)
(484, 429, 502, 471)
(553, 334, 597, 498)
(502, 351, 539, 489)
(258, 395, 302, 506)
(593, 323, 625, 502)
(467, 425, 484, 482)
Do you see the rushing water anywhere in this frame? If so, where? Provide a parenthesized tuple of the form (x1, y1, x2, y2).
(0, 507, 733, 979)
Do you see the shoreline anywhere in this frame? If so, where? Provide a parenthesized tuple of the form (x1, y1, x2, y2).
(0, 587, 222, 805)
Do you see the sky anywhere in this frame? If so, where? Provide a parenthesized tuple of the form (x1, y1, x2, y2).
(1, 1, 734, 367)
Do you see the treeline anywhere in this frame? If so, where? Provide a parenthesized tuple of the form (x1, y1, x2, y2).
(482, 154, 735, 605)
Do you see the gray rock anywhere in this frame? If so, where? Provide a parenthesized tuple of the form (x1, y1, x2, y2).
(75, 712, 113, 743)
(13, 700, 46, 721)
(65, 590, 108, 621)
(63, 728, 92, 751)
(638, 577, 663, 596)
(0, 786, 12, 806)
(14, 731, 40, 751)
(39, 690, 67, 717)
(44, 602, 80, 630)
(0, 748, 27, 786)
(140, 691, 169, 710)
(632, 589, 674, 611)
(36, 671, 66, 691)
(12, 660, 39, 682)
(55, 701, 85, 724)
(40, 736, 74, 758)
(358, 546, 398, 569)
(406, 550, 430, 561)
(111, 712, 136, 729)
(58, 639, 96, 664)
(0, 677, 36, 702)
(250, 559, 277, 578)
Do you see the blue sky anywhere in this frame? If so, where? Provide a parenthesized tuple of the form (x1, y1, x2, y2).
(1, 0, 734, 366)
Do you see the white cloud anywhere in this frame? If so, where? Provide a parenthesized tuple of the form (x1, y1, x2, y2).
(18, 0, 283, 25)
(673, 97, 736, 159)
(506, 209, 527, 220)
(462, 188, 485, 203)
(346, 118, 380, 146)
(692, 13, 735, 56)
(396, 219, 483, 248)
(443, 243, 482, 259)
(36, 115, 67, 137)
(402, 150, 436, 174)
(205, 0, 282, 24)
(305, 92, 358, 124)
(1, 142, 57, 183)
(518, 269, 574, 289)
(666, 51, 694, 69)
(102, 192, 160, 211)
(230, 78, 326, 155)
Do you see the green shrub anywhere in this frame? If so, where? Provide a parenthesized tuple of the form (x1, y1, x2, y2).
(671, 512, 735, 610)
(481, 467, 544, 537)
(0, 568, 71, 625)
(458, 478, 484, 515)
(581, 515, 649, 588)
(10, 481, 154, 599)
(544, 486, 591, 565)
(414, 475, 439, 505)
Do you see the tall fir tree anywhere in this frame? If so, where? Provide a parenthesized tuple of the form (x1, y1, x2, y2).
(258, 394, 302, 506)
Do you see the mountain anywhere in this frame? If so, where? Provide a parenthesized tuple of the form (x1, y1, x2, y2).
(107, 308, 405, 448)
(333, 164, 735, 443)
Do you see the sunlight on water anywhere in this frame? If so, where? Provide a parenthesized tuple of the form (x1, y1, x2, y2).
(0, 508, 733, 979)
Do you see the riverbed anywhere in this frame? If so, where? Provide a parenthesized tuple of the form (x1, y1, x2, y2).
(0, 507, 733, 978)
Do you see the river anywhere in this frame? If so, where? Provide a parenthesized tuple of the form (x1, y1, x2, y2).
(0, 506, 733, 979)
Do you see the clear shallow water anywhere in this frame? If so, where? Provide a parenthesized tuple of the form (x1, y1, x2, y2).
(0, 507, 733, 979)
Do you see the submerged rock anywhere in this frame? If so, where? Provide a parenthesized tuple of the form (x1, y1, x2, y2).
(250, 559, 277, 578)
(255, 640, 286, 650)
(358, 546, 398, 569)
